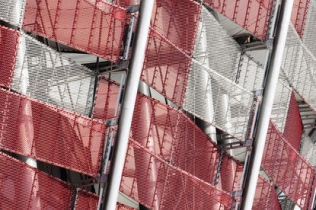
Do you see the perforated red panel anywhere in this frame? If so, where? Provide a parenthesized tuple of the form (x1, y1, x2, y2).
(203, 0, 273, 40)
(0, 88, 106, 177)
(75, 190, 99, 209)
(253, 176, 281, 210)
(262, 121, 314, 209)
(291, 0, 310, 37)
(93, 76, 121, 120)
(0, 152, 73, 209)
(23, 0, 128, 63)
(151, 0, 201, 55)
(219, 155, 243, 193)
(0, 25, 20, 88)
(121, 140, 233, 210)
(141, 31, 192, 106)
(116, 203, 137, 210)
(283, 91, 303, 150)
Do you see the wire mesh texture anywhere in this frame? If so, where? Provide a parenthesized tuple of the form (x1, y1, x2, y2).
(0, 25, 20, 88)
(302, 0, 316, 56)
(11, 32, 95, 116)
(0, 152, 74, 209)
(23, 0, 129, 63)
(0, 0, 26, 27)
(203, 0, 274, 40)
(75, 189, 99, 209)
(300, 135, 316, 167)
(262, 121, 315, 209)
(282, 24, 316, 112)
(150, 0, 201, 55)
(194, 6, 241, 82)
(141, 30, 192, 106)
(184, 60, 254, 141)
(291, 0, 310, 38)
(0, 88, 106, 177)
(253, 176, 282, 210)
(283, 91, 303, 151)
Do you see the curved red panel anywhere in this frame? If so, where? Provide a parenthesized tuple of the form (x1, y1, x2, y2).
(23, 0, 128, 63)
(0, 88, 106, 177)
(0, 25, 20, 88)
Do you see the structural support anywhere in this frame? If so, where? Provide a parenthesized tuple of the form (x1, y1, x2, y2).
(240, 0, 294, 209)
(104, 1, 154, 209)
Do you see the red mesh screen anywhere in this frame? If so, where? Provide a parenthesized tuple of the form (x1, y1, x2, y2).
(253, 176, 281, 210)
(0, 88, 106, 177)
(283, 91, 303, 150)
(291, 0, 310, 37)
(151, 0, 201, 55)
(121, 140, 233, 210)
(219, 155, 243, 193)
(114, 0, 137, 7)
(0, 25, 20, 88)
(116, 203, 137, 210)
(23, 0, 128, 63)
(93, 76, 121, 120)
(75, 190, 99, 209)
(203, 0, 273, 40)
(141, 31, 192, 106)
(262, 121, 314, 209)
(0, 152, 73, 209)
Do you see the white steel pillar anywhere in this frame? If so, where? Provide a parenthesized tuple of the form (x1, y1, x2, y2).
(104, 0, 155, 209)
(240, 0, 294, 209)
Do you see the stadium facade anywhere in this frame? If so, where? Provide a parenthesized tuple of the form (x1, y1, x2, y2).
(0, 0, 315, 209)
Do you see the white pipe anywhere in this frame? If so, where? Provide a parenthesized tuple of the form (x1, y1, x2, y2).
(240, 0, 294, 209)
(104, 1, 154, 209)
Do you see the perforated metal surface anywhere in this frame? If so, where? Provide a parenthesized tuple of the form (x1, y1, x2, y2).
(11, 32, 95, 116)
(302, 0, 316, 56)
(0, 0, 26, 27)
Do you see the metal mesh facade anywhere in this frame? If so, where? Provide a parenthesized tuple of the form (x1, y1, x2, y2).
(0, 0, 26, 27)
(23, 0, 129, 63)
(0, 88, 106, 177)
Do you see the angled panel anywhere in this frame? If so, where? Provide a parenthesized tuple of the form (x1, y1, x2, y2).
(291, 0, 310, 37)
(75, 190, 99, 209)
(0, 0, 26, 27)
(0, 88, 106, 177)
(0, 26, 20, 88)
(23, 0, 129, 63)
(11, 32, 95, 116)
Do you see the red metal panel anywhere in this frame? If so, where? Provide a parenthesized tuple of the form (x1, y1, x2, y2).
(142, 31, 192, 106)
(219, 155, 243, 193)
(283, 91, 303, 150)
(121, 140, 234, 210)
(151, 0, 201, 55)
(116, 203, 137, 210)
(262, 121, 314, 209)
(0, 152, 73, 209)
(0, 25, 20, 88)
(291, 0, 310, 37)
(23, 0, 128, 63)
(0, 88, 106, 177)
(253, 176, 281, 210)
(204, 0, 273, 40)
(75, 190, 99, 209)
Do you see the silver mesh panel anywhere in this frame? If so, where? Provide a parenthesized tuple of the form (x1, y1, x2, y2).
(194, 6, 241, 81)
(302, 0, 316, 57)
(11, 32, 95, 116)
(0, 0, 26, 27)
(300, 135, 316, 167)
(184, 60, 254, 141)
(282, 24, 316, 110)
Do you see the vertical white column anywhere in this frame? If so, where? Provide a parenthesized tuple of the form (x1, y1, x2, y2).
(240, 0, 294, 209)
(104, 0, 155, 209)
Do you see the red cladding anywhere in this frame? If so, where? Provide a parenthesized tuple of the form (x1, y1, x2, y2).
(0, 26, 20, 88)
(0, 88, 106, 177)
(23, 0, 128, 63)
(291, 0, 310, 37)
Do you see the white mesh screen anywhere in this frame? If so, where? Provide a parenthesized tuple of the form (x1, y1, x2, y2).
(0, 0, 26, 27)
(11, 32, 95, 116)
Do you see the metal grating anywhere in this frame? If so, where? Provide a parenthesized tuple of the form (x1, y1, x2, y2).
(0, 88, 106, 177)
(195, 6, 241, 81)
(0, 0, 26, 27)
(11, 32, 95, 116)
(302, 0, 316, 56)
(75, 190, 99, 209)
(23, 0, 129, 63)
(0, 25, 20, 88)
(184, 60, 254, 141)
(300, 135, 316, 167)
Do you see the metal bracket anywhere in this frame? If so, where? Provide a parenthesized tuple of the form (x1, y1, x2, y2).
(122, 15, 135, 60)
(105, 118, 118, 126)
(231, 190, 243, 197)
(117, 60, 129, 70)
(264, 38, 274, 48)
(243, 139, 253, 147)
(127, 5, 140, 13)
(252, 89, 263, 97)
(73, 174, 108, 188)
